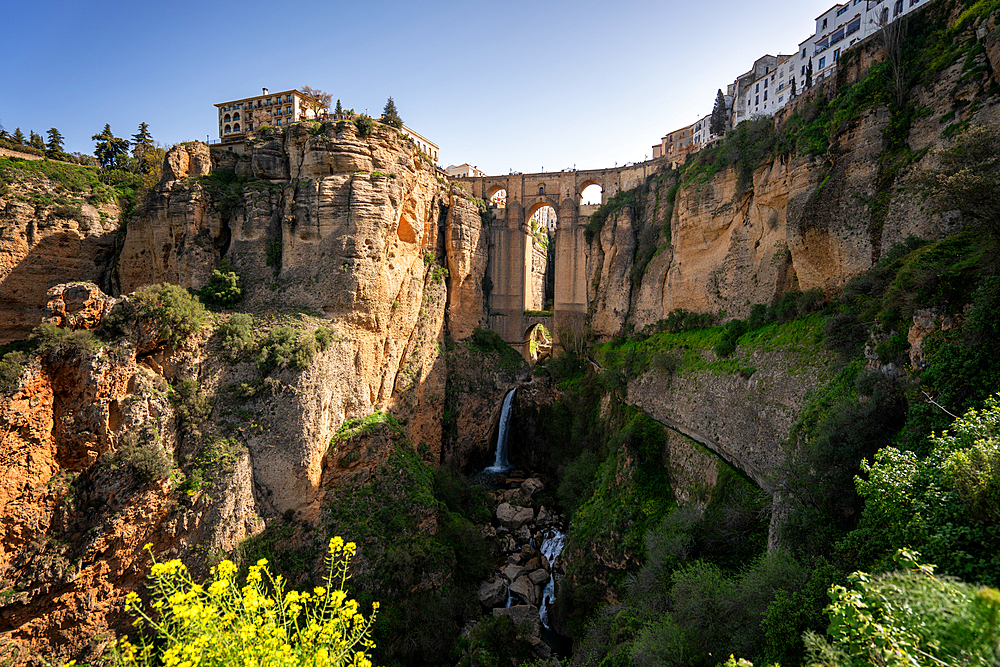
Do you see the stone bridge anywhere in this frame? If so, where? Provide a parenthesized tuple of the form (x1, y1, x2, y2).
(456, 158, 669, 360)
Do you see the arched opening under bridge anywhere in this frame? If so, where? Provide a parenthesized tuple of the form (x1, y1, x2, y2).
(524, 323, 552, 364)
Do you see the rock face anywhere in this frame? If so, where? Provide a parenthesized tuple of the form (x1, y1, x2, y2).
(0, 125, 493, 662)
(111, 125, 491, 517)
(587, 26, 996, 339)
(0, 171, 120, 344)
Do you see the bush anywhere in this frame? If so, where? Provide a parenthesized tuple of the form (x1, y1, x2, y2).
(107, 283, 208, 348)
(31, 322, 101, 356)
(354, 115, 375, 138)
(217, 313, 257, 361)
(114, 427, 172, 484)
(823, 312, 866, 361)
(115, 537, 377, 667)
(0, 351, 27, 394)
(257, 325, 315, 373)
(804, 551, 1000, 667)
(198, 260, 242, 307)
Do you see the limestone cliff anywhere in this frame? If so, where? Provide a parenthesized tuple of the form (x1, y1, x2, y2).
(587, 10, 995, 338)
(0, 164, 121, 345)
(0, 124, 495, 663)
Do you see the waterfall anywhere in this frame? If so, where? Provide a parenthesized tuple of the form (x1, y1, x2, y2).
(538, 527, 567, 629)
(484, 388, 516, 474)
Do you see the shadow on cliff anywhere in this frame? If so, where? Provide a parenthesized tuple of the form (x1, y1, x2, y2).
(0, 230, 116, 344)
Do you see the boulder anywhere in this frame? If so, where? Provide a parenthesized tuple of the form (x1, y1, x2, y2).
(523, 557, 542, 572)
(514, 525, 532, 543)
(43, 282, 116, 331)
(502, 564, 526, 582)
(478, 576, 507, 609)
(520, 477, 544, 498)
(529, 636, 552, 659)
(521, 544, 539, 561)
(536, 505, 553, 527)
(496, 503, 534, 530)
(509, 574, 539, 606)
(494, 604, 542, 637)
(528, 568, 550, 586)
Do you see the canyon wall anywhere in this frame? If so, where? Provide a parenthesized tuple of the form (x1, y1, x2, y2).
(0, 124, 504, 663)
(587, 16, 995, 339)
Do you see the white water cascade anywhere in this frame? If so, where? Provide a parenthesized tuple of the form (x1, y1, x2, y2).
(484, 388, 516, 474)
(538, 528, 567, 629)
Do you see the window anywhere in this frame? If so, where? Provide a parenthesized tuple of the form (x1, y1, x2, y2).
(779, 82, 785, 90)
(819, 56, 826, 69)
(822, 18, 828, 28)
(834, 47, 841, 61)
(755, 95, 759, 105)
(802, 48, 807, 58)
(764, 90, 768, 101)
(837, 6, 847, 15)
(764, 78, 768, 88)
(894, 0, 903, 15)
(765, 66, 770, 74)
(910, 0, 918, 5)
(779, 95, 784, 103)
(755, 83, 759, 93)
(801, 65, 805, 75)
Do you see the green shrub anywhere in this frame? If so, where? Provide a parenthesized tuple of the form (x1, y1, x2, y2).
(468, 327, 523, 369)
(823, 312, 867, 361)
(257, 325, 315, 373)
(217, 313, 257, 361)
(314, 327, 333, 351)
(804, 551, 1000, 667)
(460, 615, 534, 667)
(31, 322, 101, 356)
(107, 283, 208, 348)
(266, 239, 282, 274)
(0, 351, 27, 394)
(114, 427, 172, 484)
(198, 260, 242, 307)
(354, 115, 375, 138)
(172, 378, 213, 425)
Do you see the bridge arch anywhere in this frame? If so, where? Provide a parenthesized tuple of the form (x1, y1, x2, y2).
(579, 179, 604, 205)
(522, 320, 553, 364)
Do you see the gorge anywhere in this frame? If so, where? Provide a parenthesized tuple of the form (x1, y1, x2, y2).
(2, 1, 1000, 664)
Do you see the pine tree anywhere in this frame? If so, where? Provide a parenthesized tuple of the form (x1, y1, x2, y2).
(710, 89, 728, 136)
(45, 128, 65, 158)
(28, 131, 45, 151)
(381, 97, 403, 129)
(91, 124, 130, 169)
(806, 59, 813, 89)
(12, 128, 25, 145)
(131, 122, 154, 158)
(335, 99, 343, 114)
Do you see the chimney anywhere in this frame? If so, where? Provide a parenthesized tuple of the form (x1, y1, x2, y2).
(262, 88, 268, 95)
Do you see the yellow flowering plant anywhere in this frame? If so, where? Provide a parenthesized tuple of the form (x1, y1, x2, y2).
(112, 537, 377, 667)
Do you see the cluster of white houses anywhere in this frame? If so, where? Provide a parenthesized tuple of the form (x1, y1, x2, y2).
(214, 88, 440, 163)
(652, 0, 934, 162)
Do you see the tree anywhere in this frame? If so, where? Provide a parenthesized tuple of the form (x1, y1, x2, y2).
(131, 122, 154, 158)
(381, 97, 403, 129)
(45, 128, 65, 159)
(131, 122, 159, 174)
(920, 124, 1000, 241)
(874, 9, 909, 109)
(300, 85, 332, 119)
(335, 99, 343, 114)
(805, 59, 813, 89)
(710, 89, 728, 136)
(28, 131, 44, 151)
(12, 128, 25, 145)
(791, 77, 797, 97)
(91, 124, 130, 169)
(250, 107, 272, 131)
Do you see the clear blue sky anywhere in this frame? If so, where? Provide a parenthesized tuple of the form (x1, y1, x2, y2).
(2, 0, 838, 176)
